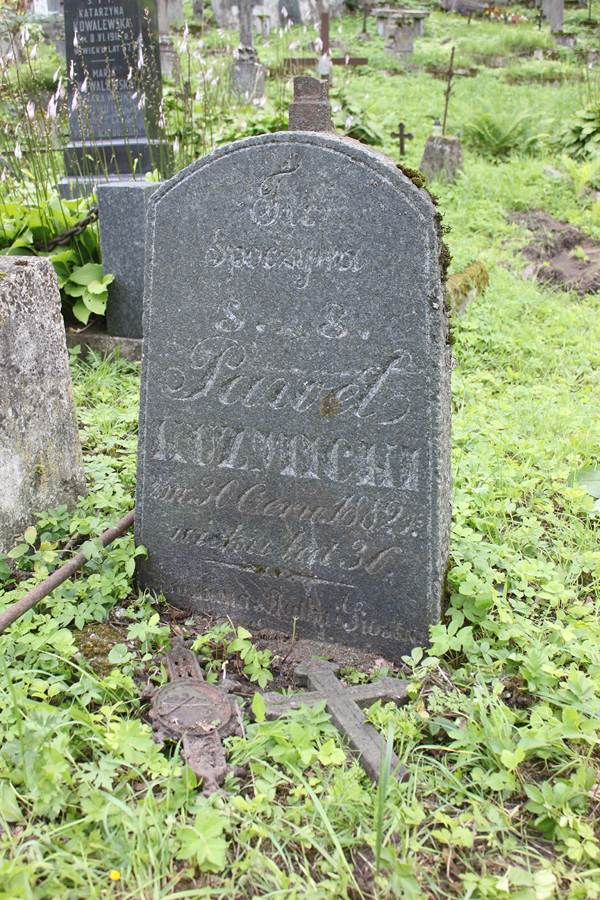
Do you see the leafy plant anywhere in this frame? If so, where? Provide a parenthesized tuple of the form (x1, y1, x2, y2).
(59, 262, 113, 324)
(192, 624, 274, 688)
(556, 104, 600, 159)
(463, 110, 543, 159)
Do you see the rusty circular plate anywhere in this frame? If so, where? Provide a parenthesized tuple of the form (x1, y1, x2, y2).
(152, 681, 234, 737)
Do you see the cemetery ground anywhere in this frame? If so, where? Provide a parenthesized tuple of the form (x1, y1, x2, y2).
(1, 3, 600, 898)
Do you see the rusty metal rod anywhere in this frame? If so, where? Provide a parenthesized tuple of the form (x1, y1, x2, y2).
(0, 509, 135, 636)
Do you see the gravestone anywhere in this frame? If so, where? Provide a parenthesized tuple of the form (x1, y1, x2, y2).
(62, 0, 164, 185)
(157, 0, 183, 32)
(0, 257, 86, 553)
(98, 180, 159, 339)
(387, 22, 414, 57)
(543, 0, 564, 32)
(420, 133, 463, 182)
(136, 99, 450, 660)
(231, 0, 266, 101)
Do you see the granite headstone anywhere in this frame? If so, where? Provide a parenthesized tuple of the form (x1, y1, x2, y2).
(136, 131, 450, 660)
(63, 0, 164, 180)
(98, 180, 159, 338)
(0, 257, 86, 552)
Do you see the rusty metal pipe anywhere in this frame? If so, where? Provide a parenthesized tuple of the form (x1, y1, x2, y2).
(0, 509, 135, 636)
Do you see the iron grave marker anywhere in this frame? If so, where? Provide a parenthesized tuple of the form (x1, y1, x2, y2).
(136, 114, 450, 660)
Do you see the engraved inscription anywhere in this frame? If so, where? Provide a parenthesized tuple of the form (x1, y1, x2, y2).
(204, 229, 363, 289)
(163, 338, 413, 426)
(168, 522, 404, 578)
(148, 477, 410, 534)
(152, 420, 421, 492)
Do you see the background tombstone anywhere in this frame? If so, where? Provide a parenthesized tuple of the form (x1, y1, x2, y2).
(388, 21, 414, 57)
(231, 0, 266, 101)
(157, 0, 183, 32)
(0, 257, 86, 552)
(61, 0, 165, 195)
(543, 0, 564, 32)
(98, 181, 159, 339)
(135, 125, 450, 660)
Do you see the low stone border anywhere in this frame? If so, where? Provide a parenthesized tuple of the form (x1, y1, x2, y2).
(65, 326, 142, 362)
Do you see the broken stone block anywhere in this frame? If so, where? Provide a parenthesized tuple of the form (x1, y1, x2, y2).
(419, 134, 463, 182)
(0, 257, 86, 551)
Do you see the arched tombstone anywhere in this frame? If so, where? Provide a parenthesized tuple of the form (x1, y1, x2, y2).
(136, 125, 450, 660)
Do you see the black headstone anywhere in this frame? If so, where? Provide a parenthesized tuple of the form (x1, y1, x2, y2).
(63, 0, 164, 177)
(135, 132, 451, 660)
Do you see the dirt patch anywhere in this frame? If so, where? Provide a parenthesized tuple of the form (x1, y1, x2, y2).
(510, 209, 600, 295)
(74, 621, 129, 676)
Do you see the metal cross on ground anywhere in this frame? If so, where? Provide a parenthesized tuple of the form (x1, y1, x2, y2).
(391, 121, 414, 157)
(147, 640, 243, 795)
(283, 13, 368, 78)
(262, 659, 409, 781)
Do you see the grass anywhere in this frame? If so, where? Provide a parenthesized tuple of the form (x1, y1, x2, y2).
(1, 3, 600, 897)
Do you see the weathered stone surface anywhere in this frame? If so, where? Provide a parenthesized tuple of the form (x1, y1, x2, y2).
(136, 131, 450, 660)
(157, 0, 183, 33)
(65, 326, 142, 361)
(231, 57, 266, 101)
(62, 0, 164, 179)
(98, 180, 159, 339)
(543, 0, 564, 32)
(0, 257, 86, 552)
(288, 76, 332, 132)
(387, 22, 414, 57)
(420, 134, 462, 182)
(373, 7, 429, 38)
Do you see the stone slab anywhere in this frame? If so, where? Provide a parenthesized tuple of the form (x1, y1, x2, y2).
(136, 131, 450, 660)
(0, 257, 86, 552)
(65, 326, 142, 361)
(63, 0, 164, 177)
(420, 134, 463, 182)
(98, 180, 159, 339)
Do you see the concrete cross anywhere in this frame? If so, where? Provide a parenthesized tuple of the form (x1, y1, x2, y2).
(238, 0, 257, 59)
(262, 659, 409, 781)
(391, 121, 414, 156)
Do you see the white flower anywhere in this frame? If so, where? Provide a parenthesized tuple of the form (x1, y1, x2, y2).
(127, 66, 133, 82)
(281, 5, 288, 17)
(30, 43, 38, 59)
(71, 92, 78, 112)
(46, 96, 57, 119)
(26, 100, 35, 120)
(179, 22, 189, 53)
(73, 29, 78, 49)
(173, 136, 180, 155)
(14, 142, 22, 160)
(20, 25, 29, 47)
(137, 36, 144, 69)
(80, 76, 88, 93)
(68, 61, 74, 80)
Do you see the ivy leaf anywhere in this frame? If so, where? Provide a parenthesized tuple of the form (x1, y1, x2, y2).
(72, 299, 90, 324)
(107, 644, 133, 665)
(68, 262, 104, 286)
(0, 781, 24, 822)
(575, 467, 600, 499)
(175, 809, 228, 872)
